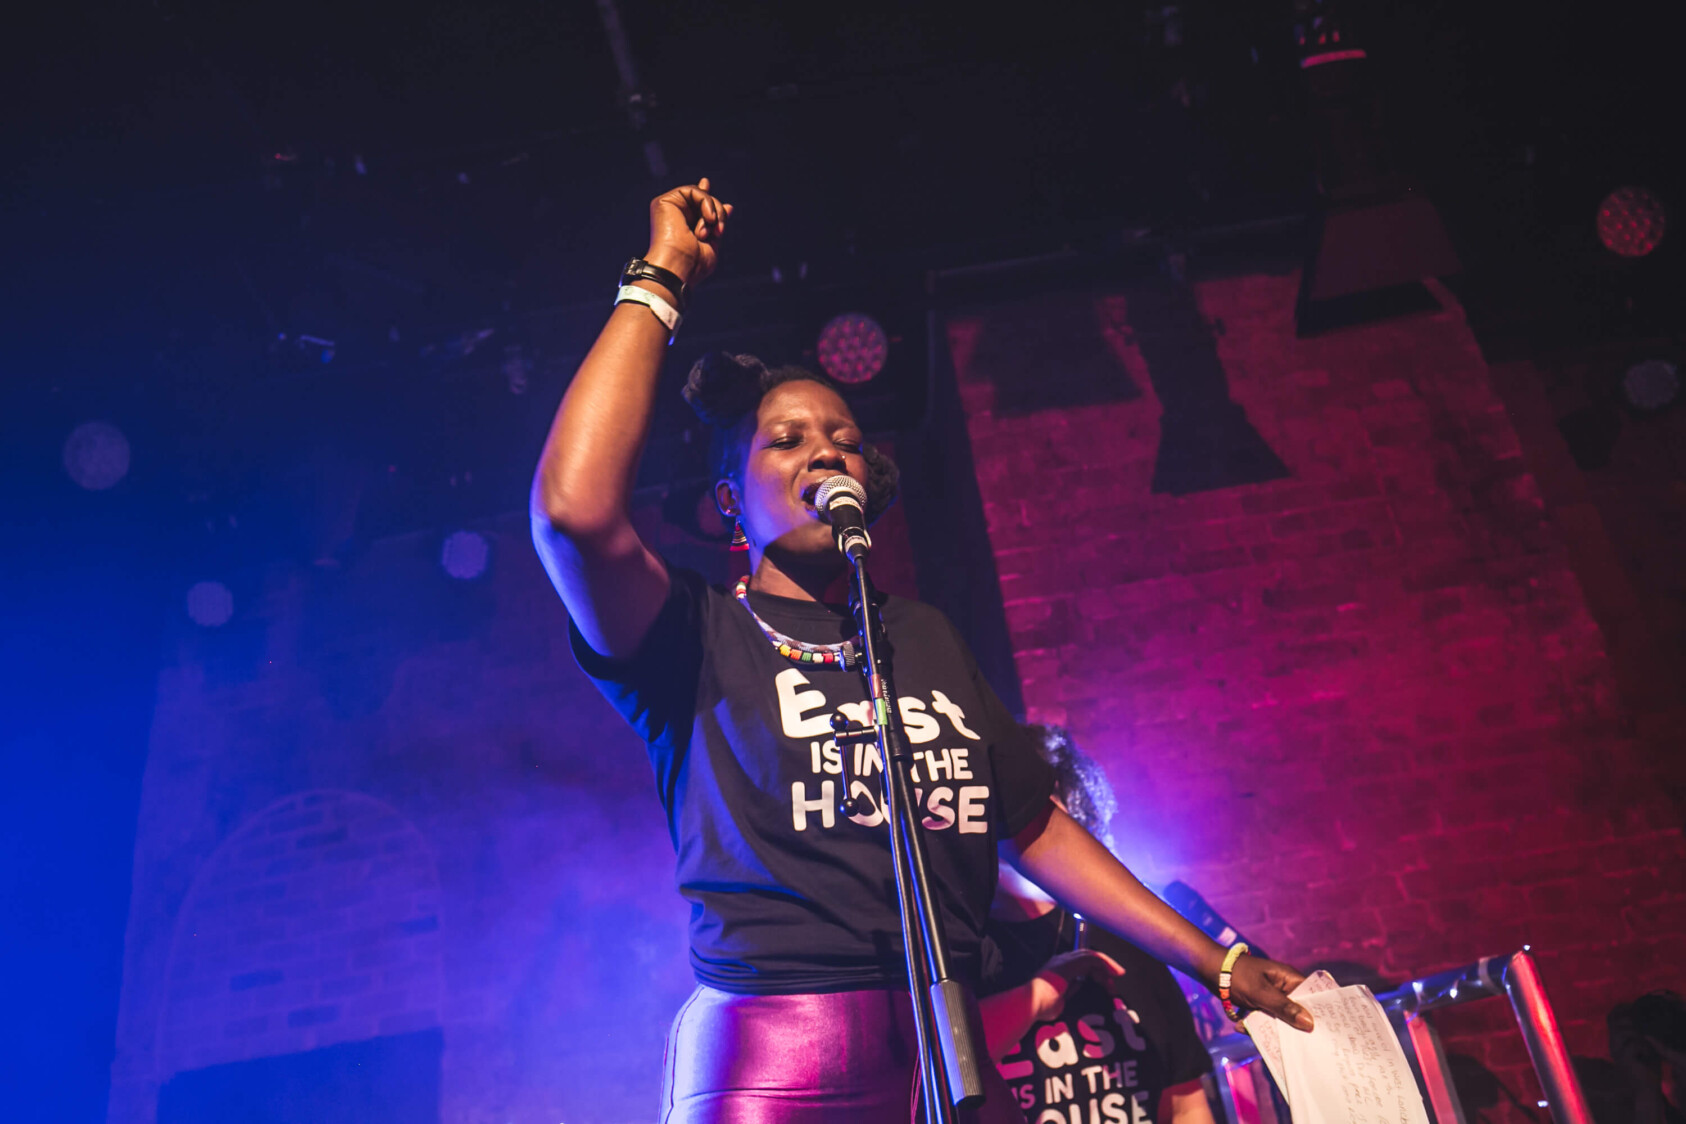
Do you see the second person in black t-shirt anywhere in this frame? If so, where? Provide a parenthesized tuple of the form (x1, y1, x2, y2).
(979, 726, 1217, 1124)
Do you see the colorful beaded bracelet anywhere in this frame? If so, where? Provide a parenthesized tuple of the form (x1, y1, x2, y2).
(1218, 942, 1250, 1025)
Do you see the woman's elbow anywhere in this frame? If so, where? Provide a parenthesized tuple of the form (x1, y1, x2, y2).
(530, 473, 619, 544)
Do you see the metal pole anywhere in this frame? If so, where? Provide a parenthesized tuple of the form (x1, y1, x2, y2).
(1403, 1013, 1469, 1124)
(1206, 1033, 1260, 1124)
(1216, 1059, 1264, 1124)
(881, 750, 947, 1122)
(1502, 952, 1593, 1124)
(849, 560, 985, 1117)
(1377, 956, 1506, 1016)
(592, 0, 669, 178)
(1375, 951, 1592, 1124)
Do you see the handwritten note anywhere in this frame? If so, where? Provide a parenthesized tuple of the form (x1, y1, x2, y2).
(1244, 969, 1340, 1102)
(1244, 973, 1431, 1124)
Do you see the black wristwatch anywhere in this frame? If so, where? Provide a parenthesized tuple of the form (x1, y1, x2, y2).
(620, 258, 688, 311)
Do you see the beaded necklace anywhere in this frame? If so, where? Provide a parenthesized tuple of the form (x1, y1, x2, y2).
(733, 576, 861, 671)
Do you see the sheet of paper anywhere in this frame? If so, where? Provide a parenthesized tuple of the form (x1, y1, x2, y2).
(1244, 969, 1342, 1105)
(1277, 985, 1432, 1124)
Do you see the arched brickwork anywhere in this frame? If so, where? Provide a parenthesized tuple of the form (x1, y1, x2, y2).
(153, 791, 444, 1079)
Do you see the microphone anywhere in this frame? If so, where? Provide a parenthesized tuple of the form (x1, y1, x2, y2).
(813, 475, 872, 561)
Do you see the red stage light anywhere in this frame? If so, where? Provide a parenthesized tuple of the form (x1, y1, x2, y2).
(1596, 187, 1667, 258)
(816, 312, 889, 385)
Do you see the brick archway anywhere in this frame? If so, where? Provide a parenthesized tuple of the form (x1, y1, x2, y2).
(154, 791, 444, 1079)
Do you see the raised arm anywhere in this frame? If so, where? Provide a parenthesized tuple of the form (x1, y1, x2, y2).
(1003, 804, 1315, 1031)
(530, 180, 731, 658)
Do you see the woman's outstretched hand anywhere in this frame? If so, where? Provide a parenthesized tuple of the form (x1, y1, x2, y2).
(646, 178, 732, 287)
(1227, 954, 1315, 1032)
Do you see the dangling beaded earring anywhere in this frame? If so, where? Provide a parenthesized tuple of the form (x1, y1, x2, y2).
(729, 517, 749, 552)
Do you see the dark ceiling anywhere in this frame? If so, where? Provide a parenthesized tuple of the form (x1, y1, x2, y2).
(2, 0, 1680, 545)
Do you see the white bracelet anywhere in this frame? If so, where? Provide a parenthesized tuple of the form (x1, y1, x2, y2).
(614, 284, 682, 342)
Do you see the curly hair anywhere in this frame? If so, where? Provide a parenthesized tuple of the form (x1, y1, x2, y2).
(1021, 724, 1118, 848)
(681, 351, 899, 522)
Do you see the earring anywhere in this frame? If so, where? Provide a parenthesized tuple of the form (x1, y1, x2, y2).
(729, 518, 749, 551)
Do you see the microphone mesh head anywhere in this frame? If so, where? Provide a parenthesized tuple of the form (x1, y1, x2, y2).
(813, 475, 867, 516)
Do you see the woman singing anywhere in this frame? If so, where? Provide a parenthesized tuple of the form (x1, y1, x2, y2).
(530, 179, 1314, 1123)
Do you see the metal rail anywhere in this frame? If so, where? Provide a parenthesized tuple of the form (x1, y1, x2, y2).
(1206, 950, 1592, 1124)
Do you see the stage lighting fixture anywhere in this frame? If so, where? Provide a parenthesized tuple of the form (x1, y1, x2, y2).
(186, 581, 235, 628)
(1597, 187, 1667, 258)
(816, 312, 889, 385)
(440, 530, 490, 580)
(63, 421, 131, 490)
(1622, 358, 1681, 414)
(1287, 0, 1460, 334)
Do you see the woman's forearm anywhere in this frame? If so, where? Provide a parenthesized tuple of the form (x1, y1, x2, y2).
(532, 181, 724, 540)
(532, 295, 674, 536)
(1003, 806, 1226, 987)
(528, 181, 729, 658)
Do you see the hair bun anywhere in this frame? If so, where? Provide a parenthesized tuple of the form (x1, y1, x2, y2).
(682, 352, 768, 428)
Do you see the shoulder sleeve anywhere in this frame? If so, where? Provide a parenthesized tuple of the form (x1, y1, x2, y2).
(568, 563, 708, 748)
(1090, 929, 1214, 1084)
(943, 616, 1053, 837)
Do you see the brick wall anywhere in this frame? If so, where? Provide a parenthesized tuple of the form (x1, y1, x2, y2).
(948, 272, 1686, 1110)
(108, 522, 700, 1124)
(109, 273, 1685, 1123)
(1486, 349, 1686, 798)
(152, 791, 444, 1076)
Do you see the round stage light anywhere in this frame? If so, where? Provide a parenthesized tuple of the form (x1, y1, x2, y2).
(441, 530, 490, 580)
(816, 312, 889, 385)
(186, 581, 235, 628)
(1622, 358, 1681, 414)
(63, 421, 131, 490)
(1596, 187, 1667, 258)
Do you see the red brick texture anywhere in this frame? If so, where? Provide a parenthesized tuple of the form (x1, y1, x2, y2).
(1486, 350, 1686, 784)
(107, 273, 1684, 1123)
(948, 274, 1686, 1103)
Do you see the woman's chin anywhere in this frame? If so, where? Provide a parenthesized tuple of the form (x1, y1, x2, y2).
(763, 529, 846, 565)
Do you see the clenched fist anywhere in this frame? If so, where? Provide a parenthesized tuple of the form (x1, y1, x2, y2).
(644, 178, 733, 288)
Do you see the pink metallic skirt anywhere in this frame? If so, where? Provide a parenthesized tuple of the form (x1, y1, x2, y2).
(661, 985, 1025, 1124)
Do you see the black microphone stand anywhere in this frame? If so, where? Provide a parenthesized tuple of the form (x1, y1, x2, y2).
(829, 526, 986, 1122)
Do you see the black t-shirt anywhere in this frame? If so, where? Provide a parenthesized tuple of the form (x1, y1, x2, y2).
(571, 564, 1056, 995)
(984, 911, 1213, 1124)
